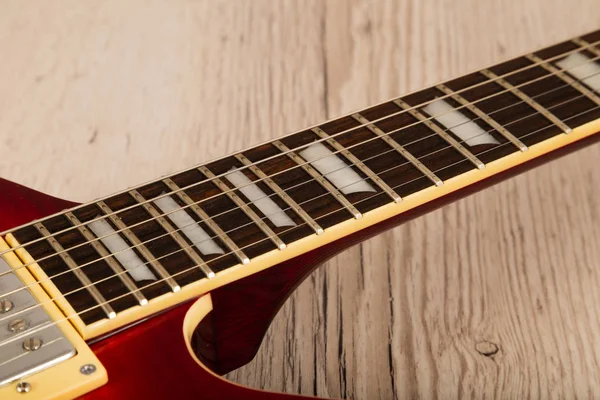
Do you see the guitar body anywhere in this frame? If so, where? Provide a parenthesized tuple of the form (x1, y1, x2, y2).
(0, 177, 320, 400)
(1, 130, 599, 399)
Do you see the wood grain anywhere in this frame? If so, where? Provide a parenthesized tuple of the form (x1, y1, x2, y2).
(1, 1, 600, 398)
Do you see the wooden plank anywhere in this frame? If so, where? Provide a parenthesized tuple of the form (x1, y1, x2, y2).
(2, 1, 600, 398)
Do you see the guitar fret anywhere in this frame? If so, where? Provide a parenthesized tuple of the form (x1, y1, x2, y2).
(351, 113, 443, 186)
(391, 101, 485, 170)
(96, 201, 181, 292)
(272, 140, 363, 219)
(234, 153, 324, 234)
(33, 222, 117, 320)
(162, 178, 250, 265)
(435, 83, 528, 151)
(198, 166, 287, 250)
(5, 29, 599, 338)
(480, 68, 572, 134)
(311, 127, 402, 203)
(572, 37, 600, 57)
(65, 212, 148, 306)
(525, 53, 600, 106)
(129, 190, 215, 279)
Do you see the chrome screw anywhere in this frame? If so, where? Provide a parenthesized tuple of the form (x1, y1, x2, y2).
(0, 299, 13, 313)
(16, 382, 31, 393)
(80, 364, 96, 375)
(22, 337, 43, 352)
(8, 319, 28, 333)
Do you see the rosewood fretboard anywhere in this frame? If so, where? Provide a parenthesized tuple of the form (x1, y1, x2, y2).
(7, 29, 600, 332)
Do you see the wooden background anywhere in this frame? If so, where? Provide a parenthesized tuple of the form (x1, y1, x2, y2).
(1, 1, 600, 398)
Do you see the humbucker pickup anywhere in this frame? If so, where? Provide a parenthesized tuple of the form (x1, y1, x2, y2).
(0, 255, 76, 386)
(0, 236, 107, 400)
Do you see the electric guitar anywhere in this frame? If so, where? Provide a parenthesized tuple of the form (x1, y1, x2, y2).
(1, 28, 600, 399)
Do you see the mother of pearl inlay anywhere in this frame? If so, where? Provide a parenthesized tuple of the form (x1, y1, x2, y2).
(88, 218, 157, 282)
(423, 99, 499, 147)
(299, 142, 376, 194)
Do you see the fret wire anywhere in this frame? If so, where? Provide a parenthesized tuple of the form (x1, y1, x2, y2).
(391, 101, 486, 170)
(435, 83, 528, 152)
(3, 42, 600, 260)
(7, 72, 597, 292)
(573, 38, 600, 57)
(18, 84, 590, 301)
(33, 222, 117, 319)
(11, 97, 600, 338)
(3, 53, 600, 300)
(311, 127, 402, 203)
(129, 190, 215, 279)
(351, 113, 443, 186)
(197, 166, 287, 250)
(96, 200, 181, 292)
(65, 212, 148, 306)
(6, 70, 600, 287)
(162, 178, 250, 265)
(271, 140, 363, 219)
(480, 68, 573, 134)
(525, 53, 600, 107)
(234, 153, 324, 234)
(7, 101, 600, 332)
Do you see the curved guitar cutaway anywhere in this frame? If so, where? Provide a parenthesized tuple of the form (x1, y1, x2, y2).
(2, 29, 600, 399)
(0, 178, 323, 399)
(1, 129, 598, 398)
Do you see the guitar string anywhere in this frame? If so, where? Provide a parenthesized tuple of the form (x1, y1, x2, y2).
(0, 103, 596, 349)
(1, 52, 599, 296)
(0, 100, 597, 335)
(1, 54, 599, 291)
(1, 63, 597, 290)
(0, 41, 596, 266)
(0, 89, 578, 314)
(0, 87, 570, 308)
(1, 37, 598, 258)
(0, 86, 591, 314)
(2, 39, 594, 254)
(0, 39, 599, 325)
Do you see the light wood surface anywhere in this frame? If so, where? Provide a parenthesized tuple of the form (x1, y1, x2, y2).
(1, 1, 600, 398)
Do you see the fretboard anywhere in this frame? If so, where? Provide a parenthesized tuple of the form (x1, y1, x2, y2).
(6, 29, 600, 338)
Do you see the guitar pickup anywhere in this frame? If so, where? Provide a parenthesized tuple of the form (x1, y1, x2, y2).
(0, 255, 76, 386)
(0, 236, 107, 400)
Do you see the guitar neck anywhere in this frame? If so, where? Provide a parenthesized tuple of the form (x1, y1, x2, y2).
(4, 29, 600, 340)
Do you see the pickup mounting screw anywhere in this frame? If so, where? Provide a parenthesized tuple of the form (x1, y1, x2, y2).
(23, 337, 43, 352)
(16, 382, 31, 393)
(80, 364, 96, 375)
(0, 299, 13, 313)
(8, 319, 28, 333)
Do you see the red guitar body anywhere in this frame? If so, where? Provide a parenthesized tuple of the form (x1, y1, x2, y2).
(0, 178, 322, 400)
(0, 133, 598, 399)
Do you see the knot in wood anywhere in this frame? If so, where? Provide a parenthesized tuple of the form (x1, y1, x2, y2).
(475, 341, 499, 357)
